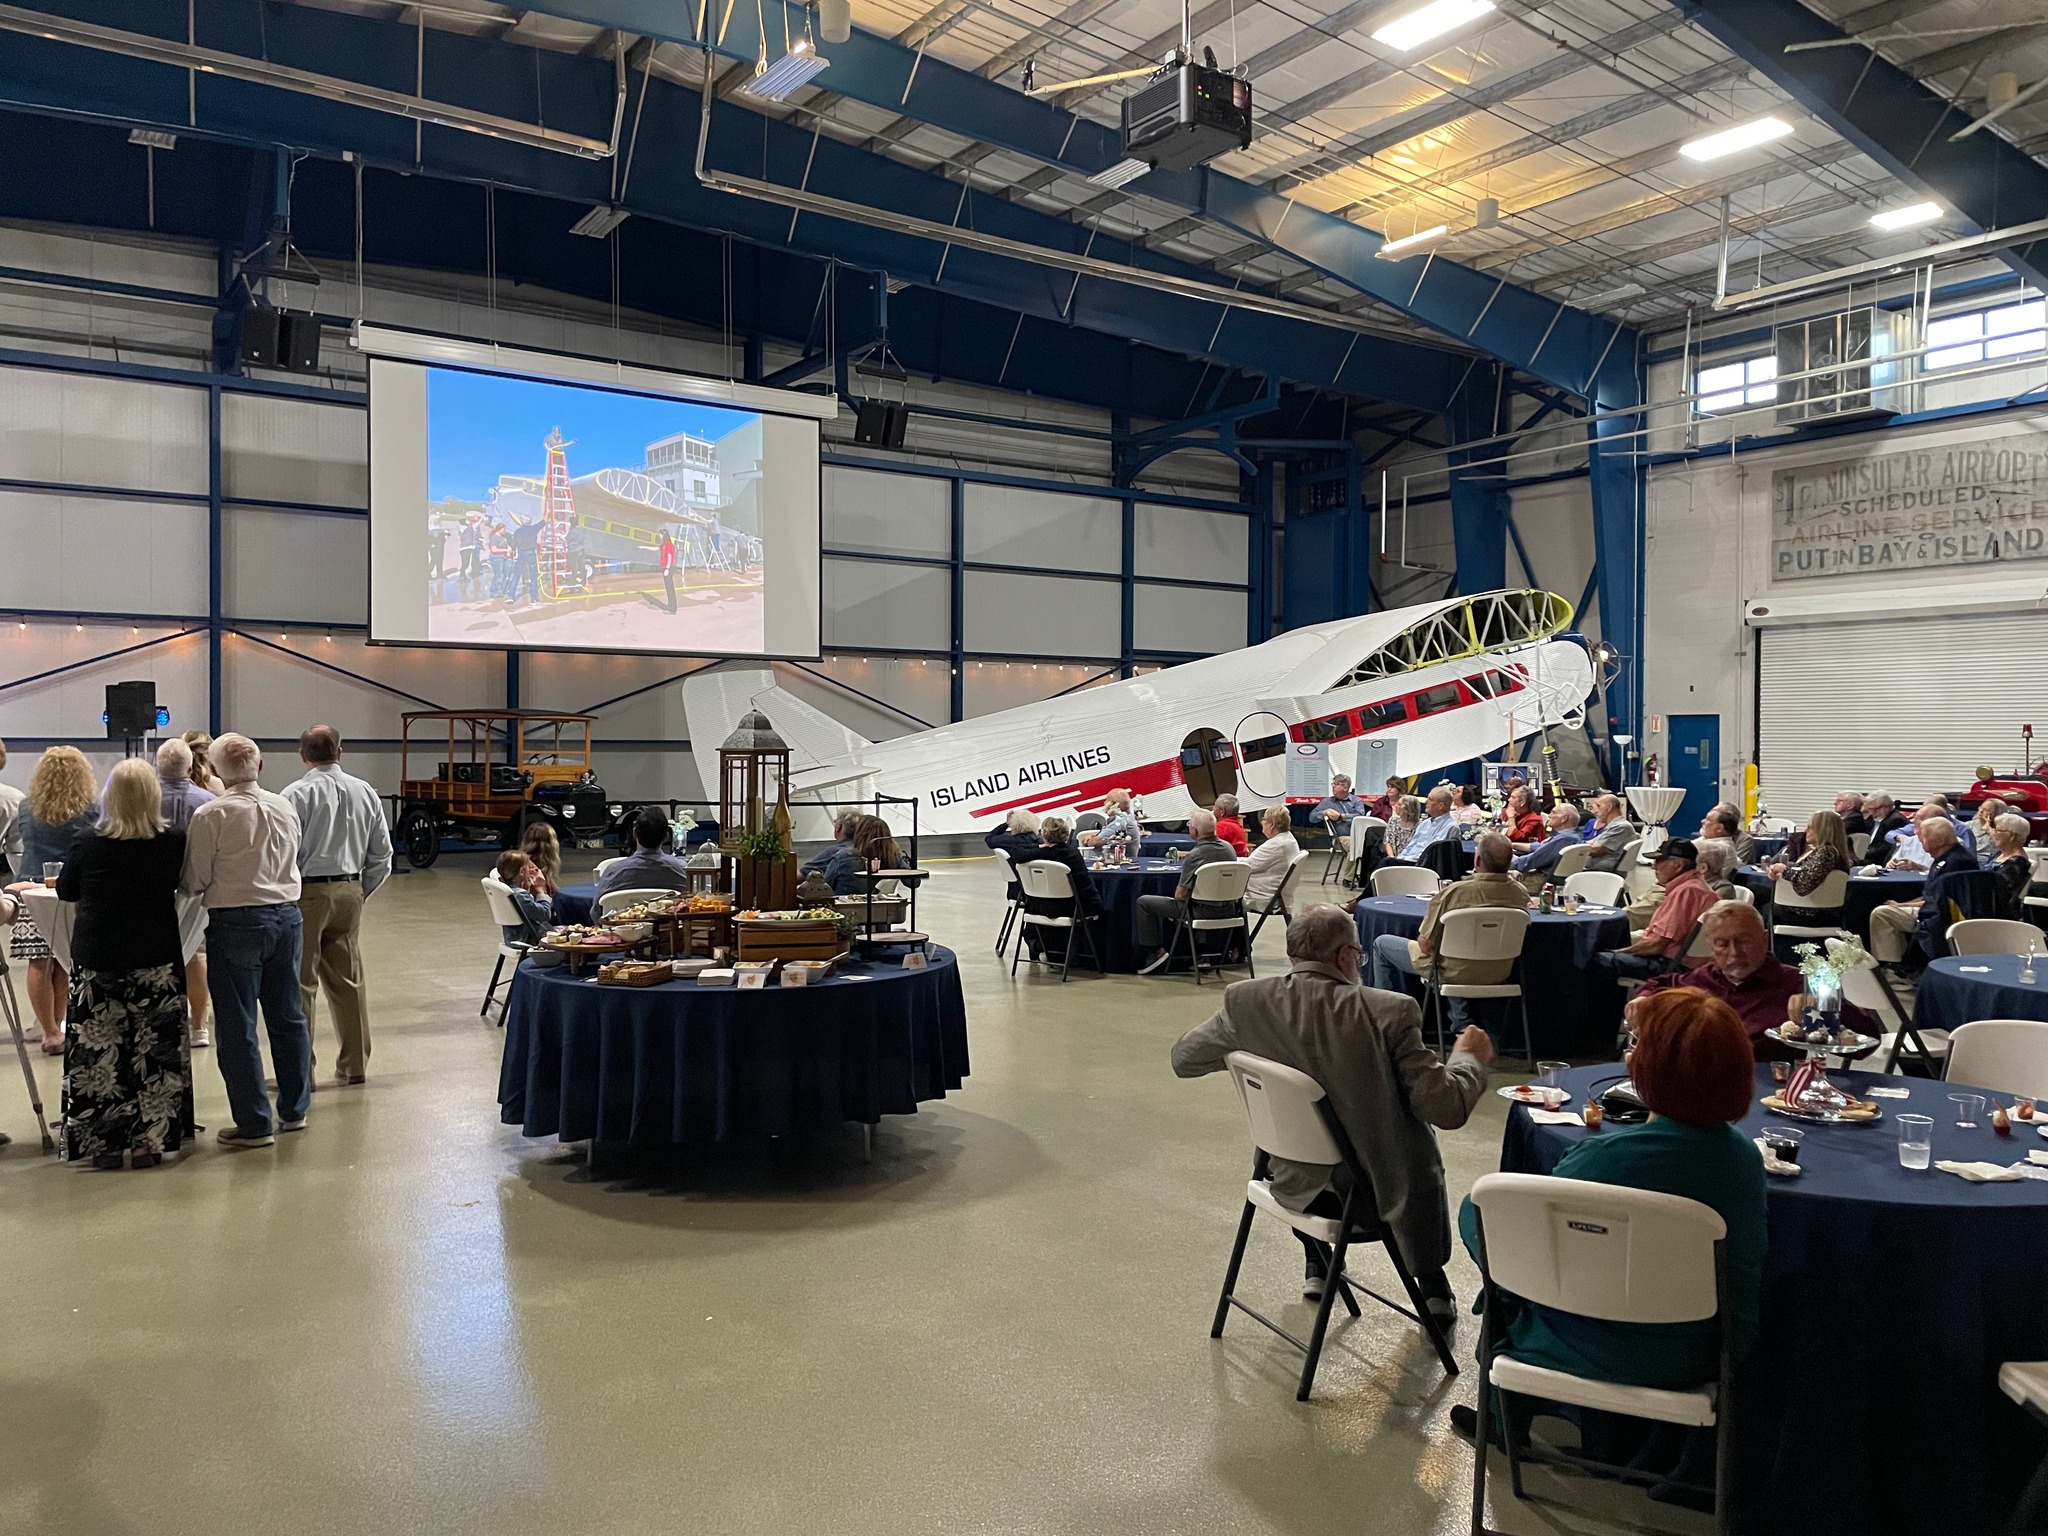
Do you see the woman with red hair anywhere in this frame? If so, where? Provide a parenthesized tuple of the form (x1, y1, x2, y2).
(1458, 988, 1767, 1394)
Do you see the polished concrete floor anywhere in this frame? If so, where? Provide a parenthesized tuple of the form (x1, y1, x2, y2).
(0, 856, 1702, 1536)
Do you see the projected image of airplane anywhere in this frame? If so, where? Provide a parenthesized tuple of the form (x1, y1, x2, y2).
(426, 420, 766, 650)
(682, 589, 1597, 837)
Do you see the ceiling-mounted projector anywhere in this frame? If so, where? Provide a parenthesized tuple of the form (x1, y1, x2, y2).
(1120, 52, 1251, 172)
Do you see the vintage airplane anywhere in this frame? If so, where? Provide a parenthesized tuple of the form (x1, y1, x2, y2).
(682, 589, 1597, 838)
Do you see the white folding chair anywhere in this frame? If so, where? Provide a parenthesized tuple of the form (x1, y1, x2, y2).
(1010, 860, 1102, 982)
(1945, 1019, 2048, 1101)
(1169, 860, 1255, 984)
(1345, 816, 1386, 886)
(597, 886, 675, 917)
(593, 856, 624, 882)
(1073, 812, 1106, 833)
(1467, 1172, 1735, 1536)
(1848, 831, 1872, 861)
(1249, 849, 1315, 946)
(1772, 870, 1851, 944)
(1424, 907, 1532, 1060)
(1615, 838, 1644, 873)
(992, 849, 1026, 957)
(1210, 1051, 1457, 1400)
(1559, 871, 1624, 906)
(1999, 1361, 2048, 1528)
(1724, 883, 1756, 906)
(1843, 961, 1948, 1076)
(1945, 918, 2042, 956)
(1550, 842, 1594, 882)
(480, 877, 535, 1026)
(1371, 864, 1440, 899)
(1319, 816, 1356, 885)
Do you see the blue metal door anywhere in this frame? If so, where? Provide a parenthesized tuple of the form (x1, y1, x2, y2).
(1668, 714, 1719, 836)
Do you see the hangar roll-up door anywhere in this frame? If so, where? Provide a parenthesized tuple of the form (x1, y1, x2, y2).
(1756, 609, 2048, 821)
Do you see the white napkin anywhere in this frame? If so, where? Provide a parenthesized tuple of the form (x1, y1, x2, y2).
(1525, 1108, 1583, 1127)
(1753, 1137, 1803, 1178)
(1934, 1159, 2024, 1183)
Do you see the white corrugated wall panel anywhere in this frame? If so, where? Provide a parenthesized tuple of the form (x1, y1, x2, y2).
(1133, 504, 1247, 584)
(0, 490, 208, 615)
(221, 394, 368, 507)
(0, 366, 206, 492)
(1756, 610, 2048, 820)
(823, 467, 950, 557)
(223, 507, 369, 624)
(1132, 583, 1247, 654)
(962, 485, 1121, 572)
(962, 569, 1119, 657)
(822, 558, 950, 651)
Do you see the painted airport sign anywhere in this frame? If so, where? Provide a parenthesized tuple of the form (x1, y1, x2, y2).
(1772, 429, 2048, 580)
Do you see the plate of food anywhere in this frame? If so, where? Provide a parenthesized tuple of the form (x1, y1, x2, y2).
(1498, 1084, 1572, 1107)
(1761, 1093, 1883, 1124)
(542, 925, 630, 950)
(1770, 1020, 1882, 1060)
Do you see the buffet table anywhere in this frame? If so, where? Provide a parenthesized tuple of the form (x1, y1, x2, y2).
(1503, 1062, 2048, 1535)
(497, 946, 969, 1147)
(1352, 895, 1629, 1057)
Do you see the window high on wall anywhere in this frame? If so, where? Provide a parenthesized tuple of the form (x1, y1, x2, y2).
(1694, 354, 1777, 415)
(1923, 296, 2046, 371)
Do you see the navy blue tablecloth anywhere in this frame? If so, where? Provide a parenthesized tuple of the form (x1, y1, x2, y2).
(1139, 832, 1194, 854)
(498, 947, 969, 1143)
(1735, 867, 1922, 941)
(555, 883, 597, 925)
(1503, 1062, 2048, 1535)
(1352, 895, 1629, 1057)
(1087, 859, 1185, 972)
(1914, 953, 2048, 1035)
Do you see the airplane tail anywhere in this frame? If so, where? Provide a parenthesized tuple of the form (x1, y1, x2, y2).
(681, 667, 873, 835)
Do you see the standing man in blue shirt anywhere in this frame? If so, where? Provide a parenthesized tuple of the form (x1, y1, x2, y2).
(281, 725, 393, 1088)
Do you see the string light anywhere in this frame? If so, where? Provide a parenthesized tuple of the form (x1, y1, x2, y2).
(74, 621, 83, 632)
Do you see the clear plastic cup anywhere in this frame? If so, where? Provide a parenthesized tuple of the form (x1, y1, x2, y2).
(1536, 1061, 1570, 1090)
(1949, 1092, 1985, 1129)
(1898, 1114, 1933, 1170)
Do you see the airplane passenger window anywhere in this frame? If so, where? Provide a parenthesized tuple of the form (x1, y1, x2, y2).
(1412, 685, 1462, 717)
(1360, 700, 1407, 727)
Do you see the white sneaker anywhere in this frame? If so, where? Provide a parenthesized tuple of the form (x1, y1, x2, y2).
(190, 1025, 212, 1049)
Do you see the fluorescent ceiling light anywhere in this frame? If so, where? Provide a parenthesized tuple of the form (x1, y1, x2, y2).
(1372, 0, 1496, 53)
(569, 204, 630, 238)
(1376, 224, 1449, 259)
(1087, 157, 1152, 190)
(741, 38, 828, 102)
(1870, 200, 1943, 231)
(1679, 115, 1794, 161)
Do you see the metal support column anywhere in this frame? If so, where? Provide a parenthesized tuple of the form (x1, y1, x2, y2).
(1587, 416, 1645, 785)
(207, 382, 224, 734)
(1447, 367, 1510, 597)
(947, 478, 965, 721)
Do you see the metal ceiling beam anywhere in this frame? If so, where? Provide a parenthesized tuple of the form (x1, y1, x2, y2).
(1669, 0, 2048, 294)
(0, 6, 1488, 412)
(1532, 188, 1859, 290)
(1903, 23, 2048, 82)
(525, 0, 1638, 405)
(1264, 11, 1687, 190)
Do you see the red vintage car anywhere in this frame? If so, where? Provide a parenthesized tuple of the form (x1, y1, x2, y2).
(1956, 771, 2048, 841)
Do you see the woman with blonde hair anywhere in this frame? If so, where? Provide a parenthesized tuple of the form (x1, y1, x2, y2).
(4, 745, 100, 1052)
(54, 758, 192, 1166)
(181, 730, 224, 793)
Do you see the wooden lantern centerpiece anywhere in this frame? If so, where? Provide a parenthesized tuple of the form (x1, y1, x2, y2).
(720, 709, 797, 911)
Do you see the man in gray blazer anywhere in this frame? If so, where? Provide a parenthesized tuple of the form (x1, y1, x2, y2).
(1171, 905, 1493, 1316)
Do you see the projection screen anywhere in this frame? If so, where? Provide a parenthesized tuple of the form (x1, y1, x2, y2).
(363, 326, 830, 658)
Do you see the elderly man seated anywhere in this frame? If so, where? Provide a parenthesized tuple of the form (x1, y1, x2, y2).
(1135, 810, 1239, 975)
(1371, 834, 1525, 1028)
(1624, 838, 1742, 931)
(1869, 815, 1975, 967)
(1836, 791, 1872, 839)
(1630, 901, 1877, 1060)
(1578, 794, 1638, 874)
(1171, 904, 1493, 1314)
(1312, 775, 1367, 838)
(1391, 786, 1460, 864)
(1698, 802, 1757, 864)
(1590, 838, 1719, 985)
(1879, 803, 1960, 872)
(1512, 802, 1583, 892)
(1862, 792, 1906, 852)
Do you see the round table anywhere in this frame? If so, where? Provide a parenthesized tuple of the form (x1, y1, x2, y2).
(16, 884, 209, 968)
(1735, 866, 1923, 942)
(1914, 953, 2048, 1035)
(1352, 895, 1630, 1057)
(1085, 858, 1185, 973)
(497, 946, 970, 1148)
(554, 882, 598, 925)
(1503, 1062, 2048, 1536)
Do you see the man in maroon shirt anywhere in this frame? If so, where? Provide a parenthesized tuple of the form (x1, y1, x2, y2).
(1632, 902, 1875, 1060)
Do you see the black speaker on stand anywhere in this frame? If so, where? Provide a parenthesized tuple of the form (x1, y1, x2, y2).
(105, 680, 157, 758)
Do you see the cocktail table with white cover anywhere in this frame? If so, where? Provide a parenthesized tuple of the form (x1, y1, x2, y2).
(16, 885, 209, 970)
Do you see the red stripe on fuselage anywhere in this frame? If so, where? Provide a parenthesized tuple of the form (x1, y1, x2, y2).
(968, 756, 1183, 821)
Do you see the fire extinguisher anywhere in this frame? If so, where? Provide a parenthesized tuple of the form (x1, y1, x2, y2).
(1643, 753, 1660, 786)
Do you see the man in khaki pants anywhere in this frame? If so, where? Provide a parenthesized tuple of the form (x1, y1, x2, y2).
(281, 726, 393, 1086)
